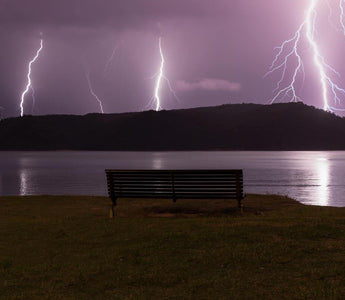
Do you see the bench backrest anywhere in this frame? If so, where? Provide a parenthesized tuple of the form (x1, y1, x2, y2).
(106, 170, 244, 202)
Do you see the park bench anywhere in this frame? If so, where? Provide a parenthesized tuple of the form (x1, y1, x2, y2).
(105, 169, 244, 217)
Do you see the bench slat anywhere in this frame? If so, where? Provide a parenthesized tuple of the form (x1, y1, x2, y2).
(110, 183, 242, 187)
(115, 189, 241, 195)
(110, 179, 242, 183)
(116, 194, 241, 199)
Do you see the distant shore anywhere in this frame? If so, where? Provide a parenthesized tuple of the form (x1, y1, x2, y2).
(2, 103, 345, 151)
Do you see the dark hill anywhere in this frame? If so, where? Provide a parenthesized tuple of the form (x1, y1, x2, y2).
(1, 103, 345, 150)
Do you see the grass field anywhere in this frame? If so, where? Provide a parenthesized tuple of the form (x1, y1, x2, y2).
(1, 195, 345, 299)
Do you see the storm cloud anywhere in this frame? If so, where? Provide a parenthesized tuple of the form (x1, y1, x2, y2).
(0, 0, 232, 31)
(0, 0, 343, 117)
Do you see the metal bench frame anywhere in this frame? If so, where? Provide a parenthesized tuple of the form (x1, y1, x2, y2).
(105, 169, 244, 217)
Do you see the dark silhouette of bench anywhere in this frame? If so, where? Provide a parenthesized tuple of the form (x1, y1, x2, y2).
(105, 169, 244, 217)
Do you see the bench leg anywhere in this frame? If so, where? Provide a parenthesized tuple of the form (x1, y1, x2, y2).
(110, 198, 117, 218)
(238, 199, 243, 213)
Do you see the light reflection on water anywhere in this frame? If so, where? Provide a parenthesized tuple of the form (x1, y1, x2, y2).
(152, 153, 164, 170)
(315, 157, 329, 207)
(19, 158, 30, 196)
(19, 170, 27, 196)
(1, 151, 345, 207)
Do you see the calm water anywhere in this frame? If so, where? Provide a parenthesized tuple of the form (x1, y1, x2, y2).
(0, 151, 345, 207)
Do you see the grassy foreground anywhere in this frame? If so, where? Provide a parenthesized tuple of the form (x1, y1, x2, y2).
(1, 195, 345, 299)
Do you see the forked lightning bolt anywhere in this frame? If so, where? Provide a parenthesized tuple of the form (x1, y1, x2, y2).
(154, 37, 165, 111)
(85, 70, 105, 114)
(20, 39, 43, 117)
(149, 37, 180, 111)
(30, 87, 36, 115)
(104, 44, 119, 75)
(340, 0, 345, 34)
(265, 0, 345, 112)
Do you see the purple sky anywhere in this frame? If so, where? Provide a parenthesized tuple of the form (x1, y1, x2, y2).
(1, 0, 345, 117)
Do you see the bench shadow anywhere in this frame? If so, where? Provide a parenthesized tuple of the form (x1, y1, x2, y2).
(114, 195, 301, 218)
(145, 205, 239, 217)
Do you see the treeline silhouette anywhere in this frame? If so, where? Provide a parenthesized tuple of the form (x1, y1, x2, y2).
(1, 102, 345, 150)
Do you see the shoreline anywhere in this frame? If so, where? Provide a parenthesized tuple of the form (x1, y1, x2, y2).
(3, 149, 345, 152)
(1, 194, 344, 208)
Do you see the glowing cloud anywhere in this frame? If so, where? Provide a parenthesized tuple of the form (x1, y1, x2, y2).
(176, 78, 241, 92)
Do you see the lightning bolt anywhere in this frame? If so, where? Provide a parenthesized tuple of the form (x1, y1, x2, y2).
(266, 0, 345, 112)
(84, 69, 105, 114)
(30, 87, 36, 115)
(153, 37, 165, 111)
(340, 0, 345, 34)
(149, 37, 180, 112)
(104, 44, 119, 75)
(20, 38, 43, 117)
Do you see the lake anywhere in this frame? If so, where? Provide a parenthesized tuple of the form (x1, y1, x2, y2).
(0, 151, 344, 207)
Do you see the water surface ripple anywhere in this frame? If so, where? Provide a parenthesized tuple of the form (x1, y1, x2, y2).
(0, 151, 344, 207)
